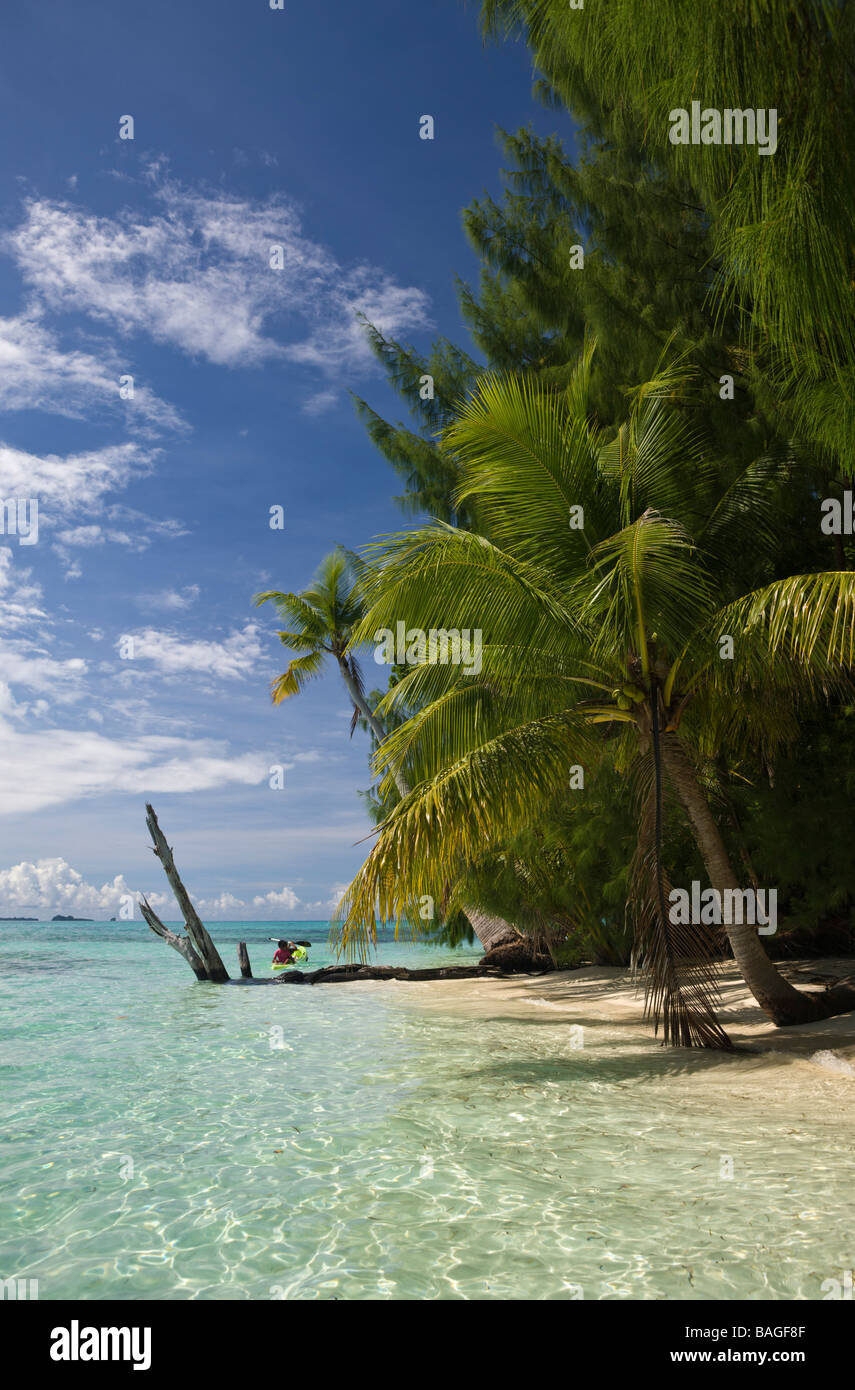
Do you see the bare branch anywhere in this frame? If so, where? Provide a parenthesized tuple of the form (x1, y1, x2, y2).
(139, 895, 208, 980)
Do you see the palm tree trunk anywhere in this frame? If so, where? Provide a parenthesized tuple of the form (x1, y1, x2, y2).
(337, 659, 520, 952)
(336, 659, 409, 799)
(660, 732, 855, 1025)
(462, 905, 523, 952)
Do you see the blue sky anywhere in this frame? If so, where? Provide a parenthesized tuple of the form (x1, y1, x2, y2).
(0, 0, 575, 920)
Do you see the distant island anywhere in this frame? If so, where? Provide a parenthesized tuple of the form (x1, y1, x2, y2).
(51, 914, 93, 922)
(0, 916, 38, 921)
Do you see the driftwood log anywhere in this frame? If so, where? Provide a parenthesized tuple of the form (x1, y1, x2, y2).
(270, 962, 504, 984)
(140, 805, 553, 985)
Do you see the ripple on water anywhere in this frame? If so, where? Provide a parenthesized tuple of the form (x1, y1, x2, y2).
(1, 927, 854, 1299)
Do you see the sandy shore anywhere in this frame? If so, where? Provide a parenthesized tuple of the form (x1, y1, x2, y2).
(381, 957, 855, 1107)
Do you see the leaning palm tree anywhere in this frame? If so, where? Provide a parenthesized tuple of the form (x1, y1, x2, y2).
(254, 548, 520, 953)
(335, 355, 855, 1045)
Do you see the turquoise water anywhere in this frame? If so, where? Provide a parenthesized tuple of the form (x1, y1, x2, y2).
(2, 920, 854, 1300)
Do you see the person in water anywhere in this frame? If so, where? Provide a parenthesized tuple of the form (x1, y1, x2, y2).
(272, 939, 294, 966)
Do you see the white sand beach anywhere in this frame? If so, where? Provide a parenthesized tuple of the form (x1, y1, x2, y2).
(381, 959, 855, 1115)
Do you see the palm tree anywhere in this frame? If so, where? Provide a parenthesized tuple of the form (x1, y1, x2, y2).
(335, 357, 855, 1045)
(256, 548, 389, 750)
(254, 548, 520, 954)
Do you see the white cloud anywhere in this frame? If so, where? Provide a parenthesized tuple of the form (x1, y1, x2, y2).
(134, 585, 200, 612)
(252, 885, 301, 911)
(283, 278, 430, 374)
(0, 857, 229, 920)
(0, 715, 269, 814)
(0, 857, 317, 921)
(0, 556, 90, 709)
(0, 552, 47, 631)
(0, 440, 182, 572)
(0, 648, 87, 703)
(4, 182, 432, 372)
(0, 440, 155, 512)
(301, 388, 339, 416)
(325, 882, 350, 915)
(54, 524, 106, 547)
(0, 857, 144, 918)
(116, 623, 263, 678)
(0, 313, 185, 434)
(196, 891, 248, 917)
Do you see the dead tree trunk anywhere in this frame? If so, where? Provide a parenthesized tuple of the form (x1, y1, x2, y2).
(139, 895, 208, 979)
(141, 803, 230, 981)
(237, 942, 253, 979)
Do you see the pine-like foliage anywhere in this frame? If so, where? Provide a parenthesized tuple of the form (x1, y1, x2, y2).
(353, 103, 796, 524)
(482, 0, 855, 474)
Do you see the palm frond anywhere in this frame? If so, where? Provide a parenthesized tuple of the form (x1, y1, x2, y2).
(630, 771, 732, 1049)
(269, 650, 327, 703)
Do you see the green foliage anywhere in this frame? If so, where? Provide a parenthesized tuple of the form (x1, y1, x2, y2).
(550, 938, 588, 970)
(254, 547, 378, 744)
(319, 4, 855, 989)
(482, 0, 855, 474)
(727, 707, 855, 948)
(351, 322, 480, 526)
(352, 103, 789, 525)
(337, 364, 855, 1041)
(458, 766, 638, 965)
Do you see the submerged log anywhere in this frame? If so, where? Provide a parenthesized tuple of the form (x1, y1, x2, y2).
(141, 803, 230, 981)
(273, 963, 501, 985)
(237, 942, 253, 979)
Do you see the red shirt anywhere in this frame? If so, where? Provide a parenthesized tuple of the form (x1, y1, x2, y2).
(273, 947, 293, 964)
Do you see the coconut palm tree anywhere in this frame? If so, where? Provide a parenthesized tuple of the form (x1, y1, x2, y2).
(335, 356, 855, 1045)
(254, 548, 520, 954)
(255, 548, 387, 749)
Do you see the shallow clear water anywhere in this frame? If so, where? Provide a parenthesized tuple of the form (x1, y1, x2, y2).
(1, 921, 853, 1300)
